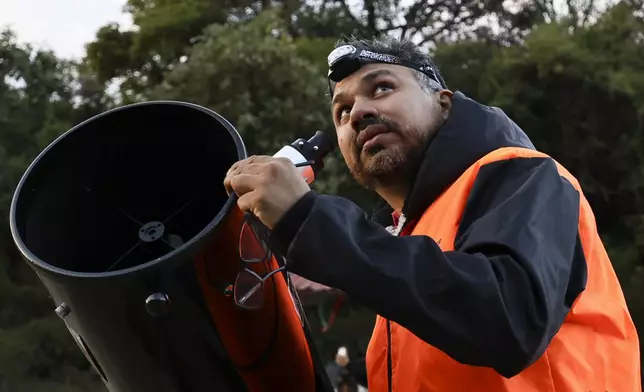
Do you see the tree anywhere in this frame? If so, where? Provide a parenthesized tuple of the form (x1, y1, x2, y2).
(85, 0, 605, 102)
(0, 29, 110, 391)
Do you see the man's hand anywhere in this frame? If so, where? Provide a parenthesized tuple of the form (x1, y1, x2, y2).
(224, 156, 311, 229)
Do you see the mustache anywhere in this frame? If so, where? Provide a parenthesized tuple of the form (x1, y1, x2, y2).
(355, 116, 398, 133)
(353, 116, 399, 154)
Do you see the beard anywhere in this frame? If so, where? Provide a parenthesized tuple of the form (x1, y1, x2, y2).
(348, 118, 429, 191)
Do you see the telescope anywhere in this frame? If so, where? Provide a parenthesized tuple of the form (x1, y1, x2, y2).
(8, 101, 336, 392)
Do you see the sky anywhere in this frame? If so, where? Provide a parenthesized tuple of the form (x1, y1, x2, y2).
(0, 0, 132, 60)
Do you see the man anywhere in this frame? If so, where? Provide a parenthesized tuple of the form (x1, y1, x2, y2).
(224, 36, 641, 391)
(325, 347, 361, 392)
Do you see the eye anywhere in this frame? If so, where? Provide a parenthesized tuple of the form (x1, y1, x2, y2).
(337, 105, 352, 121)
(374, 82, 393, 94)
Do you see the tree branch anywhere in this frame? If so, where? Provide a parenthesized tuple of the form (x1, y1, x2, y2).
(401, 0, 429, 39)
(364, 0, 377, 35)
(566, 0, 579, 27)
(335, 0, 364, 32)
(581, 0, 597, 26)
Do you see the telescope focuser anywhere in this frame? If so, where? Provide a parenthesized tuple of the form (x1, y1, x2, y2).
(274, 131, 335, 185)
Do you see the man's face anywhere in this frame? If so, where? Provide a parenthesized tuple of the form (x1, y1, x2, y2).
(331, 63, 449, 190)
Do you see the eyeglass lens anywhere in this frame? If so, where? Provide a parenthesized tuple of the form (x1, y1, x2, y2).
(235, 216, 272, 309)
(239, 220, 269, 263)
(234, 269, 265, 309)
(234, 161, 315, 309)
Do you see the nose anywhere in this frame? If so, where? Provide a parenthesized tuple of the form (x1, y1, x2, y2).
(350, 100, 378, 132)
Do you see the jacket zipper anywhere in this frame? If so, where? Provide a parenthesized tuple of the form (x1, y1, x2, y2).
(386, 319, 392, 392)
(385, 215, 411, 392)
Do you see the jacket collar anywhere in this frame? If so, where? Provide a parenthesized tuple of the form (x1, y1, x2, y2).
(373, 91, 536, 227)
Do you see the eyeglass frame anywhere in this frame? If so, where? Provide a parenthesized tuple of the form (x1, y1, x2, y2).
(230, 212, 285, 310)
(225, 159, 315, 310)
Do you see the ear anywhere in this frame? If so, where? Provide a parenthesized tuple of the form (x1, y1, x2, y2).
(438, 90, 453, 120)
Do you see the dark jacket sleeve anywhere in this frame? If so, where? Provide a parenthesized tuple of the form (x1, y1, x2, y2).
(271, 156, 587, 378)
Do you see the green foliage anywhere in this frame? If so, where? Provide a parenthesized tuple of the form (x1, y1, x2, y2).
(293, 36, 338, 74)
(83, 0, 564, 102)
(0, 29, 112, 392)
(441, 2, 644, 247)
(151, 10, 331, 153)
(85, 24, 138, 83)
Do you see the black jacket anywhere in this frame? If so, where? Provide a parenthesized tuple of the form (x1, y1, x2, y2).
(272, 91, 587, 378)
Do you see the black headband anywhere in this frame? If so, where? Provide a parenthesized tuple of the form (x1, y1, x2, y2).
(327, 44, 444, 95)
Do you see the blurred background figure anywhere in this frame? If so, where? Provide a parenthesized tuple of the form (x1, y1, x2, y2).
(325, 346, 367, 392)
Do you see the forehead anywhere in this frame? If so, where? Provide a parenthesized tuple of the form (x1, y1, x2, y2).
(332, 63, 414, 101)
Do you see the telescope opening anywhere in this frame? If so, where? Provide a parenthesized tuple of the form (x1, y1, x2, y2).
(13, 102, 245, 275)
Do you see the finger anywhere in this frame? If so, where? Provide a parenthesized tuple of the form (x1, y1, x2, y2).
(226, 156, 274, 177)
(235, 155, 273, 172)
(224, 167, 243, 195)
(224, 159, 257, 194)
(247, 155, 274, 163)
(226, 156, 257, 176)
(223, 175, 234, 196)
(225, 156, 282, 195)
(229, 173, 262, 196)
(226, 159, 246, 178)
(239, 161, 282, 176)
(236, 191, 257, 214)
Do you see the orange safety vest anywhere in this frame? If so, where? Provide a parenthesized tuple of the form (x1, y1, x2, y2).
(366, 146, 641, 392)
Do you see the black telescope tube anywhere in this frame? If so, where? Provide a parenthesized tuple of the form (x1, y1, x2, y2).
(9, 101, 334, 392)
